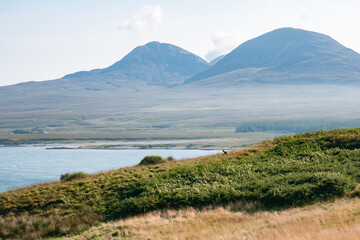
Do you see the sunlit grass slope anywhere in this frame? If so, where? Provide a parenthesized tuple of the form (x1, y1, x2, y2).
(59, 197, 360, 240)
(1, 128, 360, 239)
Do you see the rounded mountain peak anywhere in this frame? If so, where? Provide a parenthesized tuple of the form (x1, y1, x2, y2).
(144, 41, 161, 47)
(186, 27, 360, 83)
(128, 41, 194, 58)
(104, 41, 209, 78)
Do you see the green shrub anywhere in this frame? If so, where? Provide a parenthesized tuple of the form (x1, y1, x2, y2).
(166, 156, 175, 161)
(60, 171, 89, 181)
(138, 155, 166, 165)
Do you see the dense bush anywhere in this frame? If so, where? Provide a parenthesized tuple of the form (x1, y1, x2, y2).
(60, 171, 89, 181)
(138, 155, 166, 165)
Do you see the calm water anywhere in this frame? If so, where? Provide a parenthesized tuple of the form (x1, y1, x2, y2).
(0, 147, 220, 193)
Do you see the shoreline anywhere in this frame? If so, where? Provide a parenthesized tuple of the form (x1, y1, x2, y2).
(45, 146, 232, 150)
(0, 137, 254, 150)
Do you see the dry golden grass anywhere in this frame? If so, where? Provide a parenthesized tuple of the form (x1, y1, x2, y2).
(59, 198, 360, 240)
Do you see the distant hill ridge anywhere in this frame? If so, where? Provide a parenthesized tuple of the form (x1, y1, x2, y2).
(209, 54, 225, 65)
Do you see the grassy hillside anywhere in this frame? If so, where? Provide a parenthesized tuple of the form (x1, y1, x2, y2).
(1, 128, 360, 239)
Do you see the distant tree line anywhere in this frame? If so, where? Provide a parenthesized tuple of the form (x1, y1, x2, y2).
(12, 127, 45, 134)
(235, 119, 360, 133)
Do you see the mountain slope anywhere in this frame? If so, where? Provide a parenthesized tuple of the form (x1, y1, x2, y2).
(63, 41, 210, 86)
(185, 27, 360, 84)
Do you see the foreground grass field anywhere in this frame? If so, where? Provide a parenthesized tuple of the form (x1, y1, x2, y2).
(1, 128, 360, 239)
(58, 197, 360, 240)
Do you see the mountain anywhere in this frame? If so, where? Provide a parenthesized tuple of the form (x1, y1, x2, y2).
(209, 55, 225, 65)
(185, 27, 360, 85)
(0, 41, 211, 129)
(63, 41, 210, 86)
(1, 28, 360, 134)
(0, 41, 210, 112)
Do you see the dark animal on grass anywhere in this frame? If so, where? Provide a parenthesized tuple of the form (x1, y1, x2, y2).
(223, 149, 227, 155)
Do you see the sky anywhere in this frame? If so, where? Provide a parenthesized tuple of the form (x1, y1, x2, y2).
(1, 0, 360, 86)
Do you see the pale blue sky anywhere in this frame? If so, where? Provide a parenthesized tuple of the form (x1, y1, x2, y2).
(1, 0, 360, 86)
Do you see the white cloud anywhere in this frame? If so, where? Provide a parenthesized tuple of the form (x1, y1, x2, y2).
(120, 5, 163, 32)
(205, 31, 247, 61)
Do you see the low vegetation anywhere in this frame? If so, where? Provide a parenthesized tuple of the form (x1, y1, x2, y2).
(236, 119, 360, 133)
(1, 128, 360, 239)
